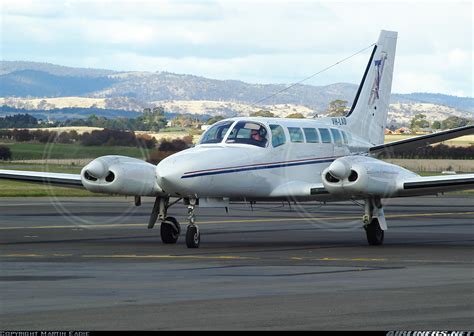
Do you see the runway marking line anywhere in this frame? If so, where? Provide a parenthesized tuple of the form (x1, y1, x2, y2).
(318, 257, 387, 262)
(0, 211, 473, 230)
(290, 257, 388, 262)
(2, 254, 44, 257)
(82, 254, 256, 260)
(1, 254, 471, 265)
(0, 254, 256, 260)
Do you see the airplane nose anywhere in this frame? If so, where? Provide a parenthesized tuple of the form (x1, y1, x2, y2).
(156, 157, 175, 183)
(156, 155, 188, 194)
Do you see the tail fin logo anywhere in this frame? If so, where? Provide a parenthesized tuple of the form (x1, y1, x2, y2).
(368, 52, 387, 106)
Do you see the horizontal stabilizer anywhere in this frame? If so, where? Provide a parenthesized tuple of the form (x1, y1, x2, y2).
(0, 169, 83, 189)
(369, 125, 473, 155)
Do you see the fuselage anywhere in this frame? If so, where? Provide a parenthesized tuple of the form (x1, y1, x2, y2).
(157, 117, 374, 200)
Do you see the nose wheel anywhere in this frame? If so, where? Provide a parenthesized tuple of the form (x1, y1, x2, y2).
(185, 198, 200, 248)
(186, 225, 200, 248)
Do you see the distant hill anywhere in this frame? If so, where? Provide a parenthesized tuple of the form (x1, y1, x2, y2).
(0, 70, 116, 97)
(392, 93, 473, 112)
(0, 61, 472, 123)
(0, 61, 116, 77)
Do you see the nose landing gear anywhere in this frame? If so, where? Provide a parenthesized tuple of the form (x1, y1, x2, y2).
(185, 198, 200, 248)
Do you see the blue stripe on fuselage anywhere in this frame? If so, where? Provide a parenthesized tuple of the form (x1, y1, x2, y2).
(181, 158, 336, 179)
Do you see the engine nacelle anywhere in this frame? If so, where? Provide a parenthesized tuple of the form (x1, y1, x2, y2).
(322, 156, 417, 197)
(81, 155, 163, 196)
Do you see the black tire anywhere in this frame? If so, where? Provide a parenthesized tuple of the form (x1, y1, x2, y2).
(186, 225, 200, 248)
(160, 217, 180, 244)
(365, 218, 384, 246)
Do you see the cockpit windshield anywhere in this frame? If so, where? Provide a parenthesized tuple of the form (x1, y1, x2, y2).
(199, 121, 233, 144)
(226, 121, 268, 148)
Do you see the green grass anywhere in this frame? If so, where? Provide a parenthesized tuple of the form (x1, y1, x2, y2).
(0, 179, 107, 197)
(5, 143, 152, 160)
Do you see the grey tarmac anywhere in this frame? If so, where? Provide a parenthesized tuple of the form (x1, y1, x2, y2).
(0, 195, 473, 330)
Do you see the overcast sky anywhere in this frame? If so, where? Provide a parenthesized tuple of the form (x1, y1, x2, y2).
(1, 0, 472, 96)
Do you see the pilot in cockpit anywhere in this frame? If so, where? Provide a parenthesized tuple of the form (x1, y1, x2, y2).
(250, 127, 267, 146)
(251, 129, 263, 141)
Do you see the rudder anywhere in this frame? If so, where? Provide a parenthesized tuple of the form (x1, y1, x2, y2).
(346, 30, 398, 145)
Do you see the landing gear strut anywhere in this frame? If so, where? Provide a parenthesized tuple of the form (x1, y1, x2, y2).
(363, 197, 386, 246)
(185, 198, 200, 248)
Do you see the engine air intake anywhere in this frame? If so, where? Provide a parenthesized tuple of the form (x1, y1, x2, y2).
(325, 172, 340, 183)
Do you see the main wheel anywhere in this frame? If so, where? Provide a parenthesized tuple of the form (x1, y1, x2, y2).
(186, 225, 200, 248)
(365, 218, 384, 246)
(160, 217, 180, 244)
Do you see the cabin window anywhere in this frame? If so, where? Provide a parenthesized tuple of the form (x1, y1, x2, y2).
(200, 121, 233, 144)
(303, 128, 319, 143)
(341, 131, 349, 144)
(330, 128, 343, 144)
(288, 127, 304, 143)
(346, 131, 353, 143)
(226, 121, 268, 147)
(318, 128, 332, 143)
(270, 124, 286, 147)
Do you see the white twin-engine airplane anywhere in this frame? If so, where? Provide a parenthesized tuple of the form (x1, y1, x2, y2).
(1, 30, 473, 248)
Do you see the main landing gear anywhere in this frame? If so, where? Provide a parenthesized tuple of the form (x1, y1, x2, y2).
(146, 197, 200, 248)
(362, 197, 387, 246)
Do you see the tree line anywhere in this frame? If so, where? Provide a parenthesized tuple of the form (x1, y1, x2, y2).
(0, 107, 168, 132)
(379, 144, 474, 159)
(0, 114, 40, 128)
(410, 114, 473, 130)
(0, 129, 195, 162)
(0, 128, 157, 148)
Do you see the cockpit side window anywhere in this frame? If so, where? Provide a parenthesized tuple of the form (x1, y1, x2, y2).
(270, 124, 286, 147)
(226, 121, 268, 148)
(199, 121, 233, 144)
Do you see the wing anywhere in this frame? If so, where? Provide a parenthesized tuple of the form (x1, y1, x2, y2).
(396, 173, 474, 197)
(0, 169, 83, 189)
(369, 125, 473, 155)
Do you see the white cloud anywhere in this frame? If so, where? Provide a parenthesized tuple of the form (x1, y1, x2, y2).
(447, 49, 470, 67)
(1, 0, 472, 95)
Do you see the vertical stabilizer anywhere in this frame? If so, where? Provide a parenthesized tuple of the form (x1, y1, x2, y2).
(346, 30, 398, 145)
